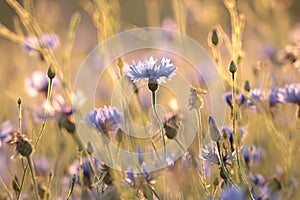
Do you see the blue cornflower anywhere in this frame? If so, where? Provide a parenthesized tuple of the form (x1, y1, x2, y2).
(124, 164, 155, 187)
(249, 173, 266, 186)
(269, 87, 285, 107)
(248, 88, 264, 108)
(25, 70, 59, 97)
(224, 91, 246, 109)
(69, 157, 101, 186)
(0, 121, 13, 147)
(200, 148, 220, 165)
(33, 156, 51, 177)
(22, 33, 60, 53)
(242, 145, 264, 167)
(282, 83, 300, 104)
(127, 57, 177, 84)
(221, 126, 247, 151)
(86, 106, 122, 134)
(221, 186, 246, 200)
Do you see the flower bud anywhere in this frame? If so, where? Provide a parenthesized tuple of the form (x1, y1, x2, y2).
(211, 29, 219, 46)
(209, 116, 220, 142)
(229, 60, 237, 74)
(17, 98, 22, 105)
(16, 137, 33, 157)
(116, 128, 125, 144)
(164, 122, 178, 139)
(244, 80, 251, 92)
(47, 65, 56, 79)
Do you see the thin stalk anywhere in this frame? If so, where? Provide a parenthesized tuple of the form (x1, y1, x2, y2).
(151, 91, 166, 163)
(17, 165, 29, 200)
(196, 109, 207, 188)
(216, 141, 238, 188)
(17, 98, 22, 132)
(27, 156, 39, 200)
(34, 77, 53, 148)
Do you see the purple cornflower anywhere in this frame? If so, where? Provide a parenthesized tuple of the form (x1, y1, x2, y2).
(36, 94, 71, 119)
(221, 126, 247, 151)
(282, 83, 300, 104)
(0, 121, 13, 147)
(200, 144, 235, 167)
(127, 57, 177, 84)
(200, 148, 219, 165)
(269, 87, 285, 107)
(69, 157, 101, 187)
(224, 91, 246, 109)
(221, 186, 246, 200)
(33, 156, 51, 177)
(248, 88, 264, 108)
(25, 70, 59, 97)
(249, 173, 266, 186)
(124, 164, 155, 187)
(242, 145, 264, 167)
(86, 106, 122, 134)
(22, 33, 59, 53)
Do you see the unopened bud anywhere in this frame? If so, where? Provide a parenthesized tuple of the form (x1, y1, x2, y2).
(244, 80, 251, 92)
(17, 98, 22, 105)
(47, 65, 56, 79)
(229, 60, 237, 74)
(211, 29, 219, 46)
(209, 116, 220, 142)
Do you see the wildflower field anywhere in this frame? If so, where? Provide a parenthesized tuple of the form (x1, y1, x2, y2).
(0, 0, 300, 199)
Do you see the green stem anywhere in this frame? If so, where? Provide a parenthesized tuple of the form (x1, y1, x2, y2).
(151, 91, 166, 163)
(34, 77, 53, 148)
(17, 99, 22, 132)
(27, 156, 39, 200)
(216, 141, 238, 188)
(196, 109, 208, 191)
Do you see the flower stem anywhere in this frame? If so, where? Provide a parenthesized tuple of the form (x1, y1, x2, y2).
(27, 156, 39, 200)
(151, 90, 166, 163)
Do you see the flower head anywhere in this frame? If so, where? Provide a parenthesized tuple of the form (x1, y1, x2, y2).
(221, 186, 246, 200)
(127, 57, 176, 84)
(224, 92, 246, 109)
(86, 106, 122, 134)
(8, 132, 33, 158)
(124, 164, 155, 187)
(269, 87, 285, 107)
(69, 157, 101, 187)
(25, 70, 59, 97)
(282, 83, 300, 104)
(189, 87, 207, 110)
(248, 88, 264, 108)
(22, 33, 60, 53)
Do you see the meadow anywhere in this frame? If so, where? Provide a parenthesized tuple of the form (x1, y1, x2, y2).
(0, 0, 300, 199)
